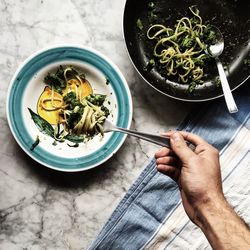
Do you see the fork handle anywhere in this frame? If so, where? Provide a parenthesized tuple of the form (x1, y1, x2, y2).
(112, 127, 195, 150)
(115, 127, 171, 147)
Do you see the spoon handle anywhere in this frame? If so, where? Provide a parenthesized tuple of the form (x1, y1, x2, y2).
(216, 58, 238, 113)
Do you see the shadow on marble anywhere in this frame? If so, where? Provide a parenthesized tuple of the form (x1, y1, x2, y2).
(130, 72, 195, 130)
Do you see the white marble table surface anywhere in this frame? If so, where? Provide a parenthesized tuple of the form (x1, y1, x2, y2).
(0, 1, 193, 249)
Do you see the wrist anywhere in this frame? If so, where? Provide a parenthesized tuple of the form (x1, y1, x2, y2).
(194, 194, 227, 229)
(193, 194, 250, 250)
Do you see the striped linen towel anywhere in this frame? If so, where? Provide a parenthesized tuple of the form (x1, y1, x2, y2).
(89, 81, 250, 250)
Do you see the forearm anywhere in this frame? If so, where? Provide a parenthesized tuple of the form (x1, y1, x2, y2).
(196, 197, 250, 250)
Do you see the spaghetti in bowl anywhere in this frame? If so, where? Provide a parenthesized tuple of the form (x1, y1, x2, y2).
(7, 45, 132, 172)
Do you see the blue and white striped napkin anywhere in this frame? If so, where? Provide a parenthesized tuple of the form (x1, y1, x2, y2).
(89, 81, 250, 250)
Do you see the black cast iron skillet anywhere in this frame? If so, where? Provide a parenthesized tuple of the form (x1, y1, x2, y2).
(123, 0, 250, 101)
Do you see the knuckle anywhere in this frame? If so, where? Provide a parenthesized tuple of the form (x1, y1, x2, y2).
(195, 144, 206, 153)
(211, 147, 219, 156)
(156, 158, 162, 164)
(174, 142, 185, 149)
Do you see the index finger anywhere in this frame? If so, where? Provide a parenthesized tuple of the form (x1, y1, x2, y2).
(155, 147, 174, 158)
(162, 131, 209, 146)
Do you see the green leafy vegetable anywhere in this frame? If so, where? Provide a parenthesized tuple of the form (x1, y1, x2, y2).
(44, 66, 66, 94)
(86, 94, 106, 106)
(203, 25, 217, 44)
(63, 92, 83, 110)
(63, 92, 84, 129)
(85, 94, 110, 117)
(65, 134, 85, 143)
(67, 143, 79, 148)
(181, 35, 195, 49)
(28, 108, 54, 137)
(193, 55, 211, 67)
(101, 106, 110, 117)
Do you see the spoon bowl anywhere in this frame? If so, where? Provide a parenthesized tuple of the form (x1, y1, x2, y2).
(207, 26, 225, 57)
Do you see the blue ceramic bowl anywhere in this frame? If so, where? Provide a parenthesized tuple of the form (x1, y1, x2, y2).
(7, 45, 133, 172)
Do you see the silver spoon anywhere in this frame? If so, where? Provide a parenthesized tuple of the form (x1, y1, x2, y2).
(103, 119, 195, 150)
(207, 26, 238, 113)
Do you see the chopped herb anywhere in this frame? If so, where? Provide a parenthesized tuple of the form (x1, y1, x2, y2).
(147, 2, 158, 23)
(181, 35, 195, 49)
(136, 18, 144, 30)
(188, 82, 197, 93)
(67, 143, 79, 148)
(144, 58, 155, 71)
(149, 58, 155, 66)
(52, 140, 57, 146)
(86, 94, 106, 106)
(63, 92, 84, 129)
(148, 11, 158, 23)
(30, 136, 40, 151)
(244, 59, 250, 66)
(63, 92, 83, 110)
(223, 64, 230, 72)
(101, 105, 110, 117)
(106, 78, 110, 85)
(203, 25, 217, 44)
(193, 55, 211, 67)
(148, 2, 155, 10)
(215, 76, 221, 87)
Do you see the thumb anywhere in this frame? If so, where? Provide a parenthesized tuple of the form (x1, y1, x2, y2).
(170, 132, 195, 163)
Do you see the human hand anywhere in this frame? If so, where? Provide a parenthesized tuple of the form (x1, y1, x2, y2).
(155, 131, 225, 225)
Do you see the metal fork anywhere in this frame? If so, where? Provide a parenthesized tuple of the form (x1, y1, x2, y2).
(104, 120, 196, 150)
(104, 119, 171, 148)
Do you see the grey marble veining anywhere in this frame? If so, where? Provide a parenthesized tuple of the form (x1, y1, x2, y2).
(0, 0, 193, 249)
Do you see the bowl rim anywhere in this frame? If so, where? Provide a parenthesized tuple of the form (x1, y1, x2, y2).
(6, 43, 133, 172)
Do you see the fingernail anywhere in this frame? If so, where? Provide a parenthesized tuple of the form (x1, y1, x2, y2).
(171, 132, 181, 142)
